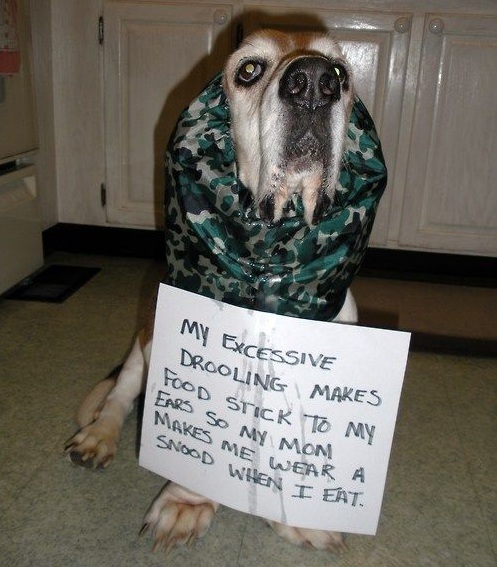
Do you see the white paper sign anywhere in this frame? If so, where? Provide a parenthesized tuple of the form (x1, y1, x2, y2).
(139, 284, 410, 535)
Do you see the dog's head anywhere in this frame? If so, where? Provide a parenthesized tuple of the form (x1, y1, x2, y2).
(223, 30, 354, 225)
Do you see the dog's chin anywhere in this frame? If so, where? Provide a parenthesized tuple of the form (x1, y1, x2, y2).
(236, 138, 338, 226)
(253, 157, 333, 226)
(284, 131, 328, 164)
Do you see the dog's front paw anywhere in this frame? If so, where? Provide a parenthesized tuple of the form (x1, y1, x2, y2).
(269, 521, 347, 553)
(140, 483, 219, 552)
(64, 419, 119, 469)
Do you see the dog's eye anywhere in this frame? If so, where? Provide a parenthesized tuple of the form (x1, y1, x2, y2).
(333, 64, 347, 84)
(236, 60, 265, 85)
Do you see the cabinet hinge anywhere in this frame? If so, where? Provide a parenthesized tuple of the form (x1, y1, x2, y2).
(100, 183, 107, 207)
(98, 16, 104, 45)
(236, 23, 244, 47)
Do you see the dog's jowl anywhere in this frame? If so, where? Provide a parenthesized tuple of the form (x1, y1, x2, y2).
(65, 29, 386, 555)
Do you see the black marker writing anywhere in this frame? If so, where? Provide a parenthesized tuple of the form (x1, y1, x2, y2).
(345, 422, 376, 445)
(222, 333, 336, 370)
(279, 438, 333, 459)
(310, 385, 382, 406)
(228, 464, 283, 491)
(180, 318, 209, 347)
(221, 440, 255, 462)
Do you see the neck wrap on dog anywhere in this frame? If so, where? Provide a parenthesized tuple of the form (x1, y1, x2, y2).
(164, 74, 387, 321)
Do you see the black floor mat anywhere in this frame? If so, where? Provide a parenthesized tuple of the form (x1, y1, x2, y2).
(3, 264, 101, 303)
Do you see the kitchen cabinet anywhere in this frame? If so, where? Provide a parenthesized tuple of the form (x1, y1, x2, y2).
(399, 13, 497, 255)
(33, 1, 497, 257)
(103, 1, 233, 227)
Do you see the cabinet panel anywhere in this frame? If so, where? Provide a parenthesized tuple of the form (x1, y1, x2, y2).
(400, 14, 497, 255)
(104, 2, 233, 227)
(244, 7, 411, 246)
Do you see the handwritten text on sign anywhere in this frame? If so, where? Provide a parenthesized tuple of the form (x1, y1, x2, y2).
(139, 284, 410, 535)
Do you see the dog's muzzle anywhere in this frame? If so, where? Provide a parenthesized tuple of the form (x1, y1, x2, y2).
(277, 57, 347, 165)
(279, 57, 343, 110)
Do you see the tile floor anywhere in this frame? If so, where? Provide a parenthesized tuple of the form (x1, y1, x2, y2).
(0, 253, 495, 567)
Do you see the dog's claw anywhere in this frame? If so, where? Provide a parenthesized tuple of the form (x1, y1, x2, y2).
(151, 533, 179, 555)
(152, 538, 163, 554)
(139, 523, 149, 537)
(165, 539, 176, 555)
(67, 449, 95, 469)
(64, 420, 118, 469)
(100, 455, 113, 469)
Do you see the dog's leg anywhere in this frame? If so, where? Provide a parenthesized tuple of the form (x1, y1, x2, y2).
(333, 289, 358, 324)
(140, 482, 219, 552)
(65, 333, 148, 468)
(268, 522, 347, 552)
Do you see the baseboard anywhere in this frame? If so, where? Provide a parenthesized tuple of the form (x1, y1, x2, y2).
(409, 333, 497, 357)
(43, 223, 165, 259)
(43, 223, 496, 287)
(359, 248, 496, 287)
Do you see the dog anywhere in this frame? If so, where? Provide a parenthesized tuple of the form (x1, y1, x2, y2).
(66, 29, 360, 554)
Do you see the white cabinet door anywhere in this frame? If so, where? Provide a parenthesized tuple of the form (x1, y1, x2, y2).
(243, 7, 412, 247)
(399, 14, 497, 256)
(104, 2, 233, 228)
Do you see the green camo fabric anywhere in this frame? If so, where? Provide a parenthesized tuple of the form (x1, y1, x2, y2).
(164, 74, 387, 321)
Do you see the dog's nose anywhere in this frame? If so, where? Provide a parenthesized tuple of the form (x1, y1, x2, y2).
(279, 57, 342, 110)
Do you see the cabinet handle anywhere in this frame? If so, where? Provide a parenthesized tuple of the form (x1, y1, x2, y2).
(213, 9, 228, 25)
(394, 17, 410, 34)
(428, 18, 445, 35)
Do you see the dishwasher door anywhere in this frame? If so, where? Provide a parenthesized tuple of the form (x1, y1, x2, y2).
(0, 0, 42, 294)
(0, 162, 43, 294)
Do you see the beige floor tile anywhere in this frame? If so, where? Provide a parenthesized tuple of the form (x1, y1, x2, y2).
(0, 253, 495, 566)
